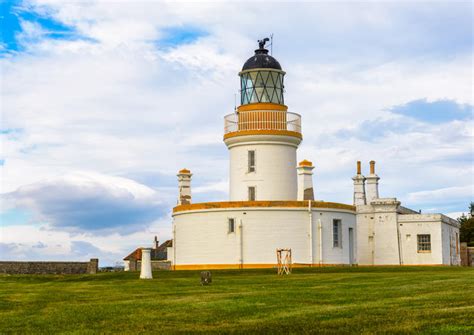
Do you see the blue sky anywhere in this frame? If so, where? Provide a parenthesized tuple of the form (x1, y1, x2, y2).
(0, 0, 472, 265)
(0, 0, 81, 53)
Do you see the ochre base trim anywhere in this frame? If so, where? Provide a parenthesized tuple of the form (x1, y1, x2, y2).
(173, 263, 452, 270)
(223, 129, 302, 140)
(173, 263, 350, 270)
(237, 103, 287, 112)
(357, 264, 450, 267)
(173, 200, 356, 214)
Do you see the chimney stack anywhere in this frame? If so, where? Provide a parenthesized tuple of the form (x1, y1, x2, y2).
(352, 161, 366, 206)
(297, 160, 315, 201)
(365, 160, 380, 202)
(177, 168, 192, 205)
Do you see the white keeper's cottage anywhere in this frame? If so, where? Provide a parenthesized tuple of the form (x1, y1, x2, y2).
(167, 39, 461, 270)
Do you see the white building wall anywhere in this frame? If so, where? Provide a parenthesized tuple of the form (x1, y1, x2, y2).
(226, 136, 299, 201)
(355, 207, 374, 265)
(398, 220, 443, 265)
(398, 214, 460, 265)
(442, 223, 461, 265)
(356, 199, 401, 265)
(357, 209, 461, 266)
(172, 207, 356, 267)
(373, 211, 400, 265)
(313, 211, 356, 265)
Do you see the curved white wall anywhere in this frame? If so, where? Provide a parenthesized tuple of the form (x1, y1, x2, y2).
(172, 207, 356, 268)
(225, 135, 300, 201)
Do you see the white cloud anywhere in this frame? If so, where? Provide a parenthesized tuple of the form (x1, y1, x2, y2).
(407, 185, 473, 205)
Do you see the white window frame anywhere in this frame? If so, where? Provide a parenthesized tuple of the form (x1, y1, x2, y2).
(228, 218, 236, 234)
(248, 150, 256, 173)
(417, 234, 431, 253)
(333, 219, 342, 248)
(248, 186, 256, 201)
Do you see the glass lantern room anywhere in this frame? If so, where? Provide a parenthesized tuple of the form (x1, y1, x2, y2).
(240, 70, 285, 105)
(239, 42, 285, 106)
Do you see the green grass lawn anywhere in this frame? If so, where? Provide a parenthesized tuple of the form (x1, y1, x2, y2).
(0, 267, 473, 334)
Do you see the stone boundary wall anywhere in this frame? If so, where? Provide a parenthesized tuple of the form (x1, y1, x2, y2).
(129, 260, 171, 271)
(0, 258, 99, 274)
(460, 243, 473, 267)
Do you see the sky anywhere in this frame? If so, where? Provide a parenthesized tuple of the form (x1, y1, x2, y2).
(0, 0, 472, 266)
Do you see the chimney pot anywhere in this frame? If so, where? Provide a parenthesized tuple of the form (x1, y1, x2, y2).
(370, 160, 375, 175)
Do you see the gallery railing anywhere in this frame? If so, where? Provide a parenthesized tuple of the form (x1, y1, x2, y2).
(224, 111, 301, 135)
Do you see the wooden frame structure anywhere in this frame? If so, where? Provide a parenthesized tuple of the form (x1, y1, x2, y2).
(276, 248, 292, 275)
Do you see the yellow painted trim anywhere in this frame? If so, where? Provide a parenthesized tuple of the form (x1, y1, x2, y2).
(357, 264, 448, 267)
(173, 263, 451, 270)
(224, 129, 302, 140)
(173, 263, 354, 270)
(175, 264, 242, 270)
(237, 103, 287, 112)
(173, 200, 355, 214)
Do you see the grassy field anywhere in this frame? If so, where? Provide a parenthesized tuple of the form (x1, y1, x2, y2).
(0, 267, 473, 334)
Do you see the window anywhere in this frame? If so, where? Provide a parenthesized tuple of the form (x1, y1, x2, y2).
(248, 150, 255, 172)
(248, 186, 256, 201)
(417, 234, 431, 252)
(333, 219, 342, 248)
(228, 218, 235, 233)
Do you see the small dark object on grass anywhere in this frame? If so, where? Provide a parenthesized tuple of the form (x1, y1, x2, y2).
(201, 271, 212, 285)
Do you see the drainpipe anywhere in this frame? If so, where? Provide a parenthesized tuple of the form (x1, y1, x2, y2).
(239, 219, 243, 269)
(308, 200, 313, 266)
(396, 219, 403, 265)
(173, 225, 176, 270)
(318, 218, 323, 266)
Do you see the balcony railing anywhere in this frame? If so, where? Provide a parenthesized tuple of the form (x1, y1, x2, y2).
(224, 111, 301, 135)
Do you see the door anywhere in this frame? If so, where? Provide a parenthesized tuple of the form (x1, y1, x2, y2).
(349, 228, 355, 266)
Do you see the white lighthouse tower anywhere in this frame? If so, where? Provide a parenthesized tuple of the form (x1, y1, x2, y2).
(224, 38, 302, 201)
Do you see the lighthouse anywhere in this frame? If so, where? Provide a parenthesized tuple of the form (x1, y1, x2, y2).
(167, 38, 460, 270)
(224, 38, 302, 201)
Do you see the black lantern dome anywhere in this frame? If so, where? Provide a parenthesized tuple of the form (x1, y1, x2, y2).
(242, 47, 282, 71)
(239, 38, 285, 106)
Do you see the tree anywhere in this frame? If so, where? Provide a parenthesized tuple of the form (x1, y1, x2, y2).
(458, 202, 474, 245)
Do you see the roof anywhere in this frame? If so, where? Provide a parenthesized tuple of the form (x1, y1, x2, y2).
(178, 168, 191, 174)
(123, 240, 173, 261)
(242, 48, 282, 71)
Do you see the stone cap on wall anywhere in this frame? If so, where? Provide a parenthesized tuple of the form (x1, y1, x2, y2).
(173, 200, 355, 214)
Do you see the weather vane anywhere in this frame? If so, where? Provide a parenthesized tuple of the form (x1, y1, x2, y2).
(258, 37, 270, 49)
